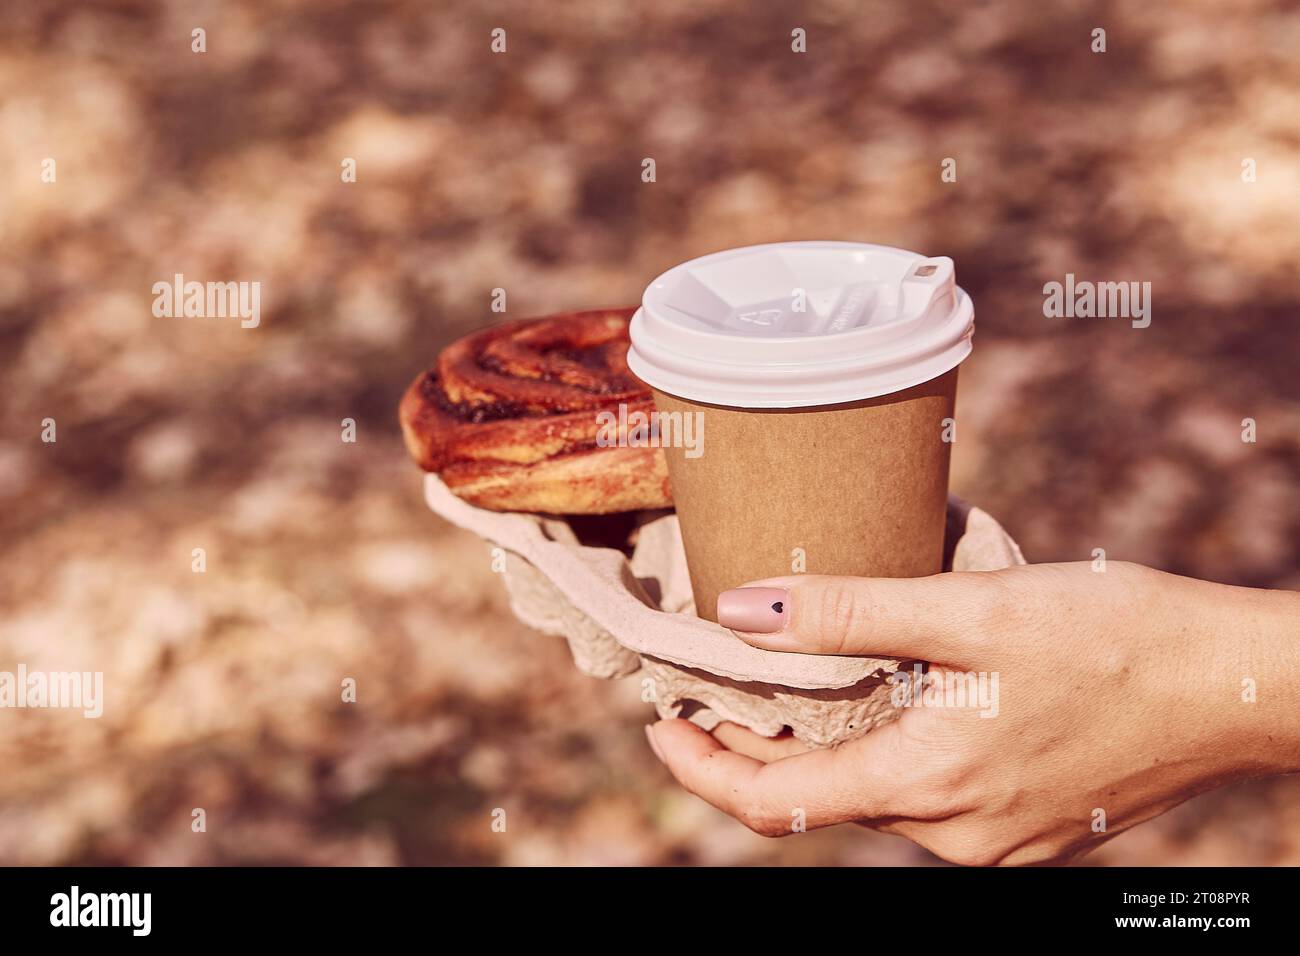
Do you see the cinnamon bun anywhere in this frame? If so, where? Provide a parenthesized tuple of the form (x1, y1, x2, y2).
(399, 308, 672, 514)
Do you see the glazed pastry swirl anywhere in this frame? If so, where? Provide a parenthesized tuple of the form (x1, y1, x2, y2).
(400, 309, 673, 514)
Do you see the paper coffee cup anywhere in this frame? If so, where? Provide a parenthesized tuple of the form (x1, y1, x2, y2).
(627, 241, 974, 622)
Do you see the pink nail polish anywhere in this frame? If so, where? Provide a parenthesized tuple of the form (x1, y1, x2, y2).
(717, 587, 789, 633)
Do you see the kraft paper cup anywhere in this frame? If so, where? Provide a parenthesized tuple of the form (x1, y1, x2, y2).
(627, 241, 974, 622)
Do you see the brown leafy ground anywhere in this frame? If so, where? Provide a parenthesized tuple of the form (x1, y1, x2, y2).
(1, 0, 1297, 865)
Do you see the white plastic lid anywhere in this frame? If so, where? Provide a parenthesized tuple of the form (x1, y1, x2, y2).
(627, 241, 974, 408)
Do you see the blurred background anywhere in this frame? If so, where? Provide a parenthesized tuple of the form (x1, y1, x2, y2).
(2, 0, 1298, 865)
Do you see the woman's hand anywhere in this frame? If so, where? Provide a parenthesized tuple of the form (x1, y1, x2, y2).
(644, 562, 1300, 865)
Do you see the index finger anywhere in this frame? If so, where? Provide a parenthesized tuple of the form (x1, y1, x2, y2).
(648, 718, 911, 835)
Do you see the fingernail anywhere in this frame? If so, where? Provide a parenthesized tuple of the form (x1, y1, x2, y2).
(644, 724, 666, 763)
(717, 587, 789, 633)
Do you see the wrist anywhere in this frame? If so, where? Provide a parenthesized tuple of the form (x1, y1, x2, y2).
(1201, 583, 1300, 779)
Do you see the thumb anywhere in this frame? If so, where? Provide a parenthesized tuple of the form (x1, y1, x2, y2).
(716, 572, 998, 666)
